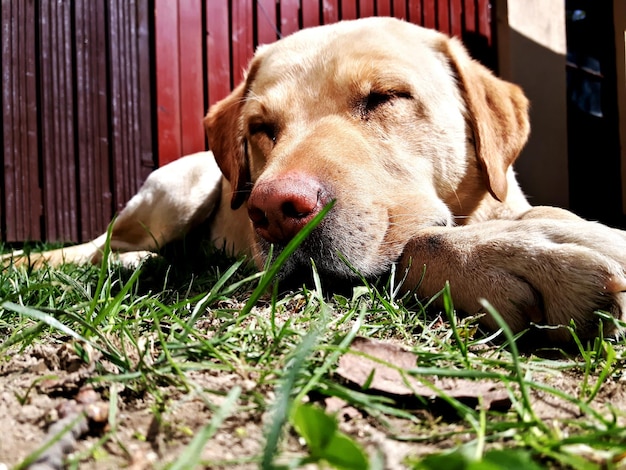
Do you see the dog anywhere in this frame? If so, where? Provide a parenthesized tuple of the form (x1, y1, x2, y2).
(4, 17, 626, 341)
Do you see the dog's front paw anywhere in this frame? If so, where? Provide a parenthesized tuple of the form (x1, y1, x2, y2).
(401, 213, 626, 340)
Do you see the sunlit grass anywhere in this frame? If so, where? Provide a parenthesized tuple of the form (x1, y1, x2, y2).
(2, 234, 626, 469)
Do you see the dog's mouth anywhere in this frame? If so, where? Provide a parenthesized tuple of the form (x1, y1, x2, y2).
(253, 224, 395, 293)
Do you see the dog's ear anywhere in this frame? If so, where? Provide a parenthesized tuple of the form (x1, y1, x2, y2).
(444, 38, 530, 202)
(204, 81, 250, 209)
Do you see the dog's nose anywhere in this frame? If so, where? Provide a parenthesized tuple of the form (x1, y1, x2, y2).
(247, 173, 328, 244)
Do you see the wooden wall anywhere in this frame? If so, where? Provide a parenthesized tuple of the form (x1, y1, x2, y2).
(1, 0, 154, 243)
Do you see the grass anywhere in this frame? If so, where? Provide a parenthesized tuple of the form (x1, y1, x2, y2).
(2, 236, 626, 469)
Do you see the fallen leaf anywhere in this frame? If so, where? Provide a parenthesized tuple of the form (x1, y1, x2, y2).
(336, 337, 510, 411)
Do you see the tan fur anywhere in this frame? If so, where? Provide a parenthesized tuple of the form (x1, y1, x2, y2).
(4, 17, 626, 340)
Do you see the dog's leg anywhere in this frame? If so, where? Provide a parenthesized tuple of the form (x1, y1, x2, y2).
(399, 217, 626, 340)
(2, 152, 223, 269)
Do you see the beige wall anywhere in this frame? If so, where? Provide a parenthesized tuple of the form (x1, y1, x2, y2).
(495, 0, 569, 208)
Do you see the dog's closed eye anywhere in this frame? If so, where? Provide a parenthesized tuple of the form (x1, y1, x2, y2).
(249, 122, 277, 144)
(359, 90, 412, 117)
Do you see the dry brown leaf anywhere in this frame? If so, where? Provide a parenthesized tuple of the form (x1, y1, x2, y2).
(336, 337, 510, 411)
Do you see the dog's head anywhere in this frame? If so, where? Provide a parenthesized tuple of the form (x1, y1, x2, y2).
(204, 17, 529, 281)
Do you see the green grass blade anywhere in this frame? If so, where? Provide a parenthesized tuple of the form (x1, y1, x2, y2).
(479, 299, 546, 431)
(1, 301, 90, 344)
(262, 328, 320, 469)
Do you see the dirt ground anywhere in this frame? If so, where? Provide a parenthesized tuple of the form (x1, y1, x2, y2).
(1, 341, 625, 469)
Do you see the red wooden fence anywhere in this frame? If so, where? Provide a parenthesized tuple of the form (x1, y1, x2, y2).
(1, 0, 494, 243)
(1, 0, 154, 243)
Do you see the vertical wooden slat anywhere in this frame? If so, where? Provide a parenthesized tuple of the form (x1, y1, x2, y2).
(407, 0, 422, 24)
(392, 0, 406, 19)
(132, 1, 152, 192)
(359, 0, 375, 18)
(376, 0, 391, 16)
(464, 0, 476, 33)
(0, 0, 3, 237)
(280, 0, 300, 35)
(23, 0, 41, 240)
(109, 0, 127, 209)
(0, 1, 3, 238)
(323, 0, 339, 24)
(437, 0, 450, 34)
(206, 0, 231, 107)
(155, 0, 181, 165)
(179, 0, 205, 156)
(75, 0, 113, 240)
(112, 0, 126, 207)
(341, 0, 358, 20)
(422, 0, 436, 28)
(231, 0, 254, 84)
(477, 0, 491, 44)
(136, 0, 154, 175)
(109, 0, 145, 211)
(450, 0, 463, 37)
(302, 1, 320, 28)
(2, 0, 41, 241)
(257, 0, 278, 45)
(40, 0, 77, 241)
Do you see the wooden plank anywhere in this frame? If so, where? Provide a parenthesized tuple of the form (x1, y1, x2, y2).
(257, 0, 278, 44)
(437, 0, 450, 34)
(179, 0, 205, 156)
(422, 0, 436, 28)
(407, 0, 423, 24)
(109, 0, 128, 210)
(376, 0, 391, 16)
(0, 1, 3, 239)
(280, 0, 300, 35)
(206, 0, 231, 107)
(450, 0, 463, 36)
(131, 0, 152, 194)
(231, 0, 254, 84)
(2, 0, 41, 241)
(4, 0, 20, 240)
(359, 0, 375, 17)
(392, 0, 406, 19)
(477, 0, 491, 44)
(464, 0, 477, 33)
(75, 0, 113, 240)
(341, 0, 358, 20)
(1, 0, 10, 240)
(155, 0, 182, 166)
(24, 0, 42, 241)
(323, 0, 339, 24)
(302, 1, 319, 28)
(136, 0, 155, 177)
(39, 0, 78, 241)
(109, 0, 127, 210)
(109, 0, 145, 211)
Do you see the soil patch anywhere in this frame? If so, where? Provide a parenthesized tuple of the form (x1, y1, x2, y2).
(1, 341, 624, 469)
